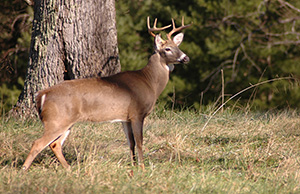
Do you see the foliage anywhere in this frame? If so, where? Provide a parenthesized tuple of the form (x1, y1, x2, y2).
(0, 0, 33, 116)
(0, 77, 24, 116)
(1, 109, 300, 193)
(116, 0, 300, 110)
(1, 0, 300, 115)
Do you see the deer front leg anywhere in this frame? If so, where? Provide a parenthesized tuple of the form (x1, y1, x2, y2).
(131, 118, 145, 170)
(122, 122, 136, 166)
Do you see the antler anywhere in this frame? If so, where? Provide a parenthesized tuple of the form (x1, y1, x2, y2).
(167, 16, 192, 40)
(147, 16, 172, 37)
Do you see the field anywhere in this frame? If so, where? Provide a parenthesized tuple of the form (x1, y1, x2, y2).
(1, 108, 300, 193)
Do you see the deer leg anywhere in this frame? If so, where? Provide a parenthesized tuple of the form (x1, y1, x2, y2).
(122, 122, 136, 166)
(131, 118, 145, 170)
(22, 134, 62, 170)
(49, 129, 71, 169)
(22, 122, 70, 171)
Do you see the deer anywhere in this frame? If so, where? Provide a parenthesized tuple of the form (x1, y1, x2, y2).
(22, 16, 192, 171)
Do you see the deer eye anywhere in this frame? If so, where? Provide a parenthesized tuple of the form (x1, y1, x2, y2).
(165, 47, 172, 52)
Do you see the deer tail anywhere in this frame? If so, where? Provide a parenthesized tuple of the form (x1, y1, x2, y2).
(35, 91, 47, 119)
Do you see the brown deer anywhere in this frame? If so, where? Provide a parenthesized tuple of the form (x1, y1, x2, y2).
(22, 17, 192, 170)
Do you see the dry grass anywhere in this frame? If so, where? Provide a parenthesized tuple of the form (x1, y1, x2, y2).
(1, 108, 300, 193)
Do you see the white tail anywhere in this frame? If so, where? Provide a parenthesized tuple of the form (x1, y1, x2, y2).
(22, 17, 192, 170)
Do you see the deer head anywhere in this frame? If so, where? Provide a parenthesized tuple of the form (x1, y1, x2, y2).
(147, 16, 192, 65)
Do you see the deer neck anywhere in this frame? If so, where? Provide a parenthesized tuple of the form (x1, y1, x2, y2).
(141, 52, 169, 98)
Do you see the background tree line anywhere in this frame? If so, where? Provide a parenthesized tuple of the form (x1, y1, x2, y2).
(1, 0, 300, 116)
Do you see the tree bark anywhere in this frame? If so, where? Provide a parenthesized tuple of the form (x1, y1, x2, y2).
(12, 0, 120, 118)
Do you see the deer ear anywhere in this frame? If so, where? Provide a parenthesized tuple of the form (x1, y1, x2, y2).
(155, 34, 164, 50)
(173, 33, 184, 46)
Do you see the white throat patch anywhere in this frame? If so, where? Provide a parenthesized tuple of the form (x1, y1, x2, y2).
(164, 65, 170, 71)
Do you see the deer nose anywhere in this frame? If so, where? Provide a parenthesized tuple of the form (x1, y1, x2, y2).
(178, 54, 190, 64)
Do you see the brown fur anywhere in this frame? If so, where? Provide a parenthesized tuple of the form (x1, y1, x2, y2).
(22, 32, 189, 171)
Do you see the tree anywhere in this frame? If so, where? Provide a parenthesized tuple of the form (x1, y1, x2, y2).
(11, 0, 120, 117)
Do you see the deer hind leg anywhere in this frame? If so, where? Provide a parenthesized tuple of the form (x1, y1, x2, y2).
(122, 122, 136, 166)
(49, 129, 71, 169)
(131, 118, 145, 170)
(22, 122, 70, 171)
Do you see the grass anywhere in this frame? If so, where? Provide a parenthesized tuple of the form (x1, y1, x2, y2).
(1, 108, 300, 193)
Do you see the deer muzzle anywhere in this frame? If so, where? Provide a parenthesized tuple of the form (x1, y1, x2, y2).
(178, 54, 190, 64)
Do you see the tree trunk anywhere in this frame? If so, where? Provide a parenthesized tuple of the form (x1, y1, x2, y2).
(12, 0, 120, 118)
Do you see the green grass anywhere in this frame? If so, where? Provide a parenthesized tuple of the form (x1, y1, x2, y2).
(1, 109, 300, 193)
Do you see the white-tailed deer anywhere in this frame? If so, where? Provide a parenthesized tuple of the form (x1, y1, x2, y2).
(22, 17, 192, 170)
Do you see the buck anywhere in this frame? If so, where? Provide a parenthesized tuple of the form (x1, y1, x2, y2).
(22, 17, 192, 170)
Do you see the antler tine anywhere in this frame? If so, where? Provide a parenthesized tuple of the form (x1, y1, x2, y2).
(167, 16, 192, 40)
(147, 16, 172, 38)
